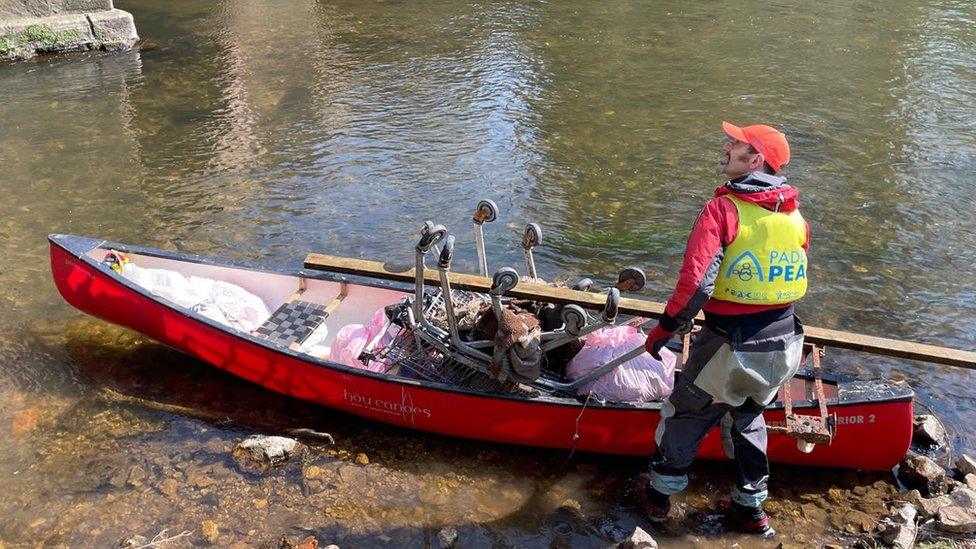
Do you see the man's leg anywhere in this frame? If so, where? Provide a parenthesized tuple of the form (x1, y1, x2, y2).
(727, 397, 774, 537)
(641, 328, 728, 520)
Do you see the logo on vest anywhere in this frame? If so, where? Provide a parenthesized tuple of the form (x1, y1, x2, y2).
(726, 251, 764, 282)
(724, 250, 806, 284)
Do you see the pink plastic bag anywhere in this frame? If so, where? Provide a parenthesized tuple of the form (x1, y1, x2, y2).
(331, 309, 399, 373)
(566, 325, 676, 402)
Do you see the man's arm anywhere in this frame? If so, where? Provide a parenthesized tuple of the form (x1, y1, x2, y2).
(659, 197, 736, 330)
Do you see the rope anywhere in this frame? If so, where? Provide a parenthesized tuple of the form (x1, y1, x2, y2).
(562, 391, 593, 465)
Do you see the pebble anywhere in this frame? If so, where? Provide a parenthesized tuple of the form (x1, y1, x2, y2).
(355, 453, 369, 465)
(160, 478, 179, 498)
(202, 520, 219, 543)
(253, 498, 268, 509)
(437, 527, 458, 548)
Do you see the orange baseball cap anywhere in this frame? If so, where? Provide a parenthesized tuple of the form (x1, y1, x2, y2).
(722, 121, 790, 173)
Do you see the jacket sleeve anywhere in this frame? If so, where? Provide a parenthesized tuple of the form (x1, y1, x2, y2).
(658, 197, 735, 331)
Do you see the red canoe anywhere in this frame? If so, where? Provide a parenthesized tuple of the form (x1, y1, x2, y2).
(48, 234, 913, 470)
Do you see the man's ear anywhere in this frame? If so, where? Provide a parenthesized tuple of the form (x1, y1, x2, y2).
(751, 153, 766, 170)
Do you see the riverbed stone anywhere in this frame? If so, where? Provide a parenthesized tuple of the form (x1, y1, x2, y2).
(617, 526, 657, 549)
(957, 454, 976, 477)
(437, 527, 458, 548)
(916, 494, 951, 519)
(912, 414, 946, 446)
(201, 520, 219, 543)
(936, 505, 976, 534)
(233, 435, 303, 472)
(898, 455, 948, 496)
(877, 502, 917, 549)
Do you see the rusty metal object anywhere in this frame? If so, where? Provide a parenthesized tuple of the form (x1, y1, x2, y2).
(768, 344, 836, 446)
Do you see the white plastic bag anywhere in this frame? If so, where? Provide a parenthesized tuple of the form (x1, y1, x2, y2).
(121, 264, 270, 333)
(566, 325, 676, 402)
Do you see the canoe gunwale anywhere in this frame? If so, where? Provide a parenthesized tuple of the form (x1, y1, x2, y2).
(47, 234, 914, 413)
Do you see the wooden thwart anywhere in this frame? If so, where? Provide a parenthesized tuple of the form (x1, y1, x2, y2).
(304, 252, 976, 369)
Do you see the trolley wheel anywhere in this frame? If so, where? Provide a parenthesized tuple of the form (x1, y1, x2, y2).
(522, 223, 542, 248)
(490, 267, 520, 296)
(602, 288, 620, 323)
(572, 278, 594, 292)
(616, 266, 646, 292)
(561, 304, 586, 337)
(437, 235, 456, 269)
(473, 199, 499, 224)
(417, 223, 447, 253)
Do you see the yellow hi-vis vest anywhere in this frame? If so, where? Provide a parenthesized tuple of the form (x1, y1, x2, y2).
(713, 195, 808, 305)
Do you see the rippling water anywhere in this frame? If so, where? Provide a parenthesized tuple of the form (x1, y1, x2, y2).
(1, 0, 975, 546)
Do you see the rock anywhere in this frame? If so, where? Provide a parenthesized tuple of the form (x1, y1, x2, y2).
(917, 495, 952, 519)
(617, 526, 658, 549)
(253, 498, 268, 510)
(898, 455, 948, 496)
(296, 537, 318, 549)
(877, 502, 917, 547)
(12, 406, 39, 434)
(355, 453, 369, 465)
(160, 478, 179, 498)
(233, 435, 303, 472)
(202, 520, 219, 543)
(957, 455, 976, 477)
(948, 487, 976, 509)
(305, 466, 322, 479)
(936, 505, 976, 534)
(966, 474, 976, 491)
(437, 527, 458, 548)
(913, 414, 947, 446)
(125, 465, 146, 488)
(117, 535, 148, 548)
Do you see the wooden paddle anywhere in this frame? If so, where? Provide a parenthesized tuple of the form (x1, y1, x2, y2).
(304, 252, 976, 369)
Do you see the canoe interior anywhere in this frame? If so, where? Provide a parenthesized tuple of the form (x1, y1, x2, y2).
(78, 244, 852, 408)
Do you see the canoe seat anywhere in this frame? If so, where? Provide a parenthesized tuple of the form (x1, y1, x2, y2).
(253, 300, 329, 349)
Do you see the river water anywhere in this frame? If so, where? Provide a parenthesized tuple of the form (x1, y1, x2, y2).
(1, 0, 975, 546)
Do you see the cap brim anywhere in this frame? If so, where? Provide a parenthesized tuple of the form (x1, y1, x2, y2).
(722, 121, 747, 143)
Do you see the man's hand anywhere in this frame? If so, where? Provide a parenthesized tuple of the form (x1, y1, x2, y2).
(644, 324, 674, 361)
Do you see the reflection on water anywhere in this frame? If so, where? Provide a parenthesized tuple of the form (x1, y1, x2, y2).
(2, 0, 975, 545)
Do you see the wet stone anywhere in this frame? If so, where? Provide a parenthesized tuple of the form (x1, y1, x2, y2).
(437, 527, 458, 548)
(202, 520, 219, 543)
(898, 455, 948, 496)
(233, 435, 303, 473)
(125, 465, 146, 488)
(957, 454, 976, 477)
(617, 526, 658, 549)
(917, 494, 951, 519)
(160, 478, 179, 498)
(936, 505, 976, 534)
(912, 414, 947, 446)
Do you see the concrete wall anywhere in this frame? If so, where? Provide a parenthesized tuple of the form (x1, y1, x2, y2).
(0, 0, 137, 61)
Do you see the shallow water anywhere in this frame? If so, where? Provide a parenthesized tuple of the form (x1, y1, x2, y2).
(1, 0, 975, 546)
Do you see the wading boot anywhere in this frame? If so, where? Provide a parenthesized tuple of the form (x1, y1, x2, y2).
(636, 481, 671, 524)
(720, 500, 775, 538)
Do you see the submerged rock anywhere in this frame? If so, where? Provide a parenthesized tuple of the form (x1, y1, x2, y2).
(232, 435, 303, 472)
(898, 455, 948, 496)
(437, 527, 458, 548)
(617, 526, 658, 549)
(201, 520, 219, 543)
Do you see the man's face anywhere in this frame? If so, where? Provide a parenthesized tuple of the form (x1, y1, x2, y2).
(719, 138, 760, 179)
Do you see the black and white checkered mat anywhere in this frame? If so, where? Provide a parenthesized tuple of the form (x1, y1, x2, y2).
(253, 300, 328, 347)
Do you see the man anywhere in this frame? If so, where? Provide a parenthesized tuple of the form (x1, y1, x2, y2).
(640, 121, 809, 538)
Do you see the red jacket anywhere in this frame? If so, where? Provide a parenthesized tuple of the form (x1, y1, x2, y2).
(658, 172, 810, 332)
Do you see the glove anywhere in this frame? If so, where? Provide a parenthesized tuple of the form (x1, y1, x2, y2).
(644, 324, 674, 361)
